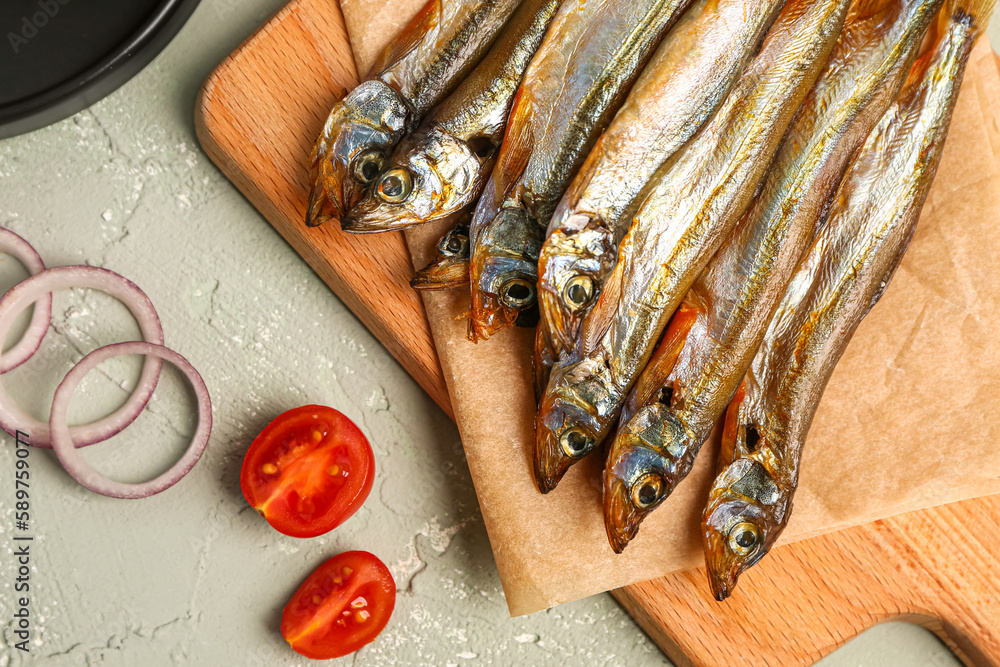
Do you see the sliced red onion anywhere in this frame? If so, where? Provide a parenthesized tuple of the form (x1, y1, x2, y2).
(0, 266, 163, 448)
(0, 228, 52, 373)
(50, 342, 212, 499)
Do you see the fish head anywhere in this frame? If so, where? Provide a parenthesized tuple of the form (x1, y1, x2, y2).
(435, 219, 471, 258)
(603, 403, 689, 553)
(469, 207, 543, 341)
(410, 219, 472, 290)
(342, 128, 494, 232)
(533, 356, 616, 493)
(306, 80, 411, 227)
(702, 457, 784, 601)
(537, 216, 616, 358)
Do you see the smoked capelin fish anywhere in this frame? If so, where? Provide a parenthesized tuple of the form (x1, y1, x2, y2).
(305, 0, 522, 227)
(703, 0, 991, 598)
(467, 0, 697, 343)
(534, 0, 852, 494)
(411, 215, 472, 290)
(603, 0, 943, 553)
(533, 0, 785, 392)
(341, 0, 564, 234)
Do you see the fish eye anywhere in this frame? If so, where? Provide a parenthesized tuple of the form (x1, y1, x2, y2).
(499, 278, 536, 309)
(563, 274, 595, 310)
(353, 151, 386, 185)
(559, 427, 593, 458)
(630, 473, 665, 509)
(377, 169, 413, 203)
(444, 234, 469, 256)
(728, 521, 761, 555)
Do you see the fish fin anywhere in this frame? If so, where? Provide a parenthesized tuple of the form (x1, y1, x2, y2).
(580, 250, 626, 355)
(942, 0, 996, 37)
(625, 298, 702, 417)
(491, 88, 535, 208)
(367, 0, 442, 79)
(719, 378, 749, 472)
(559, 135, 603, 218)
(533, 324, 555, 402)
(306, 181, 333, 227)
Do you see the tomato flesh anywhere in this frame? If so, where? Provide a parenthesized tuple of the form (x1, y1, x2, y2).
(282, 551, 396, 660)
(241, 405, 374, 538)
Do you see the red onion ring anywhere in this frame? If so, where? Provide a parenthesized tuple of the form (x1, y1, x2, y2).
(0, 228, 52, 373)
(50, 342, 211, 499)
(0, 266, 163, 448)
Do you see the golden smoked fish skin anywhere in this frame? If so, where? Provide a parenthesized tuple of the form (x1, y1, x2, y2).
(341, 0, 564, 234)
(533, 0, 852, 494)
(702, 0, 992, 600)
(602, 0, 943, 553)
(305, 0, 522, 227)
(534, 0, 785, 389)
(467, 0, 697, 342)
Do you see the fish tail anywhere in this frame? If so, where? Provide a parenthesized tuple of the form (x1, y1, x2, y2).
(942, 0, 996, 38)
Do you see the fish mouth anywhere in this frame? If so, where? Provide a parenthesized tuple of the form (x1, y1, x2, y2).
(340, 205, 424, 234)
(532, 415, 571, 494)
(707, 570, 736, 602)
(702, 522, 740, 601)
(603, 472, 642, 553)
(705, 558, 740, 601)
(411, 256, 470, 291)
(339, 213, 380, 233)
(341, 212, 433, 234)
(305, 175, 344, 227)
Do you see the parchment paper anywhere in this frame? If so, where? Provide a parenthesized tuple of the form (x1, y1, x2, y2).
(341, 1, 1000, 616)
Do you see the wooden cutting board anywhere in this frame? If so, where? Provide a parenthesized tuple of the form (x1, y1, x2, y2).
(194, 1, 1000, 664)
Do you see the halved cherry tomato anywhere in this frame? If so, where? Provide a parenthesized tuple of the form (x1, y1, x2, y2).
(282, 551, 396, 660)
(240, 405, 374, 538)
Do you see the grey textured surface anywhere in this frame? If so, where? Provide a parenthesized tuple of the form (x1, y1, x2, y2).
(0, 0, 992, 665)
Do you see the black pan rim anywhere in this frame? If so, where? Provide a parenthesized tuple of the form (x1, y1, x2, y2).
(0, 0, 202, 140)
